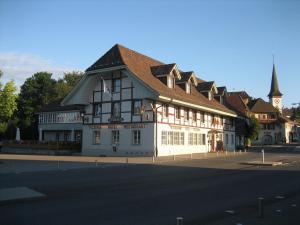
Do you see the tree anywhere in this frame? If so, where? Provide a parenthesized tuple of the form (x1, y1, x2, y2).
(17, 72, 57, 139)
(0, 80, 18, 121)
(55, 71, 83, 99)
(0, 69, 3, 90)
(0, 74, 18, 139)
(245, 116, 261, 145)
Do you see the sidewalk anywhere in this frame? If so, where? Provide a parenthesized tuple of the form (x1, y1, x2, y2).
(0, 151, 246, 164)
(0, 151, 247, 174)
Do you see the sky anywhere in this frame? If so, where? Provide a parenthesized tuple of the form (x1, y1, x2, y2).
(0, 0, 299, 107)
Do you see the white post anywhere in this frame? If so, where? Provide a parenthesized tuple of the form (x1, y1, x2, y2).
(176, 217, 183, 225)
(39, 128, 43, 142)
(262, 149, 265, 163)
(16, 128, 20, 141)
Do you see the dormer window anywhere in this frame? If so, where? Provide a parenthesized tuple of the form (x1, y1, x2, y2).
(167, 75, 174, 89)
(186, 82, 191, 94)
(151, 63, 181, 89)
(208, 91, 213, 100)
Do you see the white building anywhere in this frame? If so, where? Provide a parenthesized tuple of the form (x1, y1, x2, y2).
(38, 44, 237, 156)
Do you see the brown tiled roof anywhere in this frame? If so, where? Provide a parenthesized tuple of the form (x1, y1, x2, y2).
(86, 44, 236, 115)
(225, 94, 249, 117)
(247, 98, 279, 113)
(151, 63, 176, 76)
(227, 91, 250, 99)
(197, 81, 215, 92)
(40, 99, 85, 112)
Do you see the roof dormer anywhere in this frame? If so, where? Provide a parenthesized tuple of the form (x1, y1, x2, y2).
(151, 63, 181, 89)
(214, 86, 227, 104)
(176, 71, 198, 94)
(196, 81, 217, 100)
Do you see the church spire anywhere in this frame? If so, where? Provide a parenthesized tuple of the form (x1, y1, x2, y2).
(268, 63, 283, 97)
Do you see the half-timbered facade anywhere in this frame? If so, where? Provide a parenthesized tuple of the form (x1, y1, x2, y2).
(39, 44, 237, 156)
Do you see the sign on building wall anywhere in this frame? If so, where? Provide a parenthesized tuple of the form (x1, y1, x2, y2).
(89, 124, 145, 129)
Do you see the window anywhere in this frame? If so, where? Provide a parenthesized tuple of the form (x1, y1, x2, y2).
(174, 132, 180, 145)
(162, 131, 167, 145)
(175, 107, 180, 119)
(192, 110, 197, 122)
(132, 130, 141, 145)
(186, 82, 191, 94)
(188, 133, 193, 145)
(112, 102, 121, 118)
(208, 91, 212, 100)
(168, 131, 174, 145)
(197, 133, 202, 145)
(200, 113, 205, 123)
(184, 109, 188, 121)
(93, 131, 101, 144)
(162, 104, 168, 118)
(94, 104, 101, 116)
(231, 134, 234, 144)
(112, 130, 119, 144)
(202, 134, 206, 145)
(167, 75, 174, 88)
(112, 79, 121, 92)
(180, 133, 185, 145)
(193, 133, 197, 145)
(133, 100, 142, 115)
(225, 134, 229, 145)
(162, 131, 184, 145)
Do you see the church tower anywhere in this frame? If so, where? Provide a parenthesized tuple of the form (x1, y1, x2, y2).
(268, 64, 283, 113)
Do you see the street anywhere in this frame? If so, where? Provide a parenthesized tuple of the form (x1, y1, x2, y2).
(1, 149, 300, 225)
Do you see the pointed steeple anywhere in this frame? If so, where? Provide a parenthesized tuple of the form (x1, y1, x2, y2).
(268, 64, 283, 97)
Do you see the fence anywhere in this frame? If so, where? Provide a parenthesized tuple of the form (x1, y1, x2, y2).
(1, 140, 81, 152)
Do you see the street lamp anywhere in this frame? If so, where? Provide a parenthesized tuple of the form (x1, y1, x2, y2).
(151, 103, 163, 157)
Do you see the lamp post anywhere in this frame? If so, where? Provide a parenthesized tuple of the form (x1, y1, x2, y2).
(151, 103, 163, 157)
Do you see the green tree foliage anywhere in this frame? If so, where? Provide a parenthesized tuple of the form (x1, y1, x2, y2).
(245, 116, 261, 144)
(0, 80, 18, 121)
(17, 72, 57, 139)
(55, 71, 83, 99)
(0, 72, 18, 138)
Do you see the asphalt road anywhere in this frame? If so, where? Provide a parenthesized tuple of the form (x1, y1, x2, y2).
(1, 151, 300, 225)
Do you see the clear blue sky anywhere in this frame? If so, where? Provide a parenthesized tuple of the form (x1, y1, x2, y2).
(0, 0, 299, 107)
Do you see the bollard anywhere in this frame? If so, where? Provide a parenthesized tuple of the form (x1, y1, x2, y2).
(234, 150, 236, 155)
(152, 156, 155, 163)
(190, 153, 193, 159)
(57, 160, 60, 169)
(239, 150, 242, 154)
(258, 197, 264, 218)
(126, 158, 129, 164)
(173, 155, 176, 161)
(262, 149, 265, 163)
(176, 217, 183, 225)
